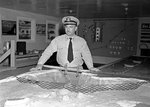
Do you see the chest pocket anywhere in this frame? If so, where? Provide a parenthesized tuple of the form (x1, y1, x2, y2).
(73, 44, 82, 58)
(57, 42, 66, 50)
(73, 42, 82, 52)
(58, 46, 65, 51)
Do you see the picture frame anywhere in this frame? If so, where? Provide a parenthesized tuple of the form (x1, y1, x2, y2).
(2, 20, 16, 36)
(36, 24, 46, 35)
(46, 20, 59, 42)
(17, 17, 35, 42)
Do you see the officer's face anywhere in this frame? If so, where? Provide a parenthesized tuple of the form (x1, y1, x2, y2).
(64, 25, 77, 36)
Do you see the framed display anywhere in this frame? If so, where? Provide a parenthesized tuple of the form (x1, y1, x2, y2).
(36, 24, 46, 35)
(141, 23, 150, 29)
(2, 20, 16, 35)
(46, 20, 59, 42)
(17, 17, 35, 42)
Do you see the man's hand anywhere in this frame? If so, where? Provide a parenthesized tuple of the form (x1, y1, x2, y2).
(89, 67, 100, 72)
(30, 64, 43, 71)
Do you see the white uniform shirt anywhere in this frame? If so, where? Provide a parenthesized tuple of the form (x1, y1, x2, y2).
(38, 34, 93, 69)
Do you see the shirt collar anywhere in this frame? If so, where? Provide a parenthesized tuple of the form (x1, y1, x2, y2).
(65, 34, 76, 39)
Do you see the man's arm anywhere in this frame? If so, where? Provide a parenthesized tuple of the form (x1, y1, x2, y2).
(32, 39, 57, 70)
(81, 41, 99, 72)
(81, 41, 93, 69)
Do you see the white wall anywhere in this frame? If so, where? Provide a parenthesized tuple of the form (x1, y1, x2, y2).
(0, 7, 60, 53)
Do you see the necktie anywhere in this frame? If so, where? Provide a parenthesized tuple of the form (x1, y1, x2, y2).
(68, 38, 73, 62)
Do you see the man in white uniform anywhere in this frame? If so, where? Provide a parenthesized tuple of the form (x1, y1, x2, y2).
(34, 16, 99, 72)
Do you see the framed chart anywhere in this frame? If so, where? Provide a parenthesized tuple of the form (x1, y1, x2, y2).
(46, 20, 59, 42)
(2, 20, 16, 36)
(17, 17, 35, 42)
(36, 24, 46, 35)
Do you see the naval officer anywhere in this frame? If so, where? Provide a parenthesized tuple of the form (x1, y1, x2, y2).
(34, 16, 99, 72)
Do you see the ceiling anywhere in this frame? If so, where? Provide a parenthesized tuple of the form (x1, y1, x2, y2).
(0, 0, 150, 19)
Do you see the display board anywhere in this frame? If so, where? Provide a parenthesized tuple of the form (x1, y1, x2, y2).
(78, 19, 138, 58)
(46, 20, 59, 42)
(17, 17, 36, 42)
(137, 17, 150, 56)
